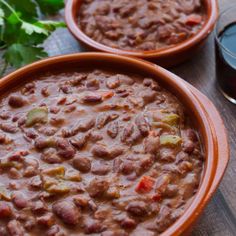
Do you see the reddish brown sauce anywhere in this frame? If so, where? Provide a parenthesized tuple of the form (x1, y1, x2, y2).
(0, 69, 204, 235)
(78, 0, 206, 51)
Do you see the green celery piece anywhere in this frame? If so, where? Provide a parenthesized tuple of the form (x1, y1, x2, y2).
(46, 182, 70, 194)
(26, 106, 48, 127)
(162, 114, 180, 126)
(160, 135, 182, 147)
(43, 166, 65, 177)
(0, 186, 11, 201)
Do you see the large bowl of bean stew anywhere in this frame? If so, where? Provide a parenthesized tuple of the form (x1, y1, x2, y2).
(0, 53, 228, 236)
(65, 0, 218, 67)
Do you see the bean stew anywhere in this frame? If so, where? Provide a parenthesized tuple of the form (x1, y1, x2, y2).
(0, 69, 204, 235)
(78, 0, 206, 51)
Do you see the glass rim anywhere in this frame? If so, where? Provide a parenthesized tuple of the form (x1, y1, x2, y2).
(214, 4, 236, 58)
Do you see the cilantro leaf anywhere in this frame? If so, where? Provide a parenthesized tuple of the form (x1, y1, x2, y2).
(3, 20, 48, 46)
(0, 8, 4, 26)
(35, 0, 64, 15)
(0, 0, 65, 76)
(3, 44, 47, 68)
(21, 22, 48, 35)
(36, 20, 66, 31)
(7, 0, 37, 20)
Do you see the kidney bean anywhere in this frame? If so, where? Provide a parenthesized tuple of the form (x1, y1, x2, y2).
(8, 95, 26, 108)
(155, 206, 173, 233)
(21, 82, 35, 95)
(143, 78, 160, 91)
(49, 106, 60, 114)
(140, 90, 157, 104)
(144, 135, 160, 154)
(0, 133, 6, 144)
(34, 137, 55, 150)
(91, 144, 110, 158)
(120, 217, 137, 229)
(0, 226, 7, 236)
(87, 178, 109, 198)
(88, 199, 98, 212)
(91, 161, 111, 175)
(7, 220, 25, 236)
(25, 129, 38, 139)
(106, 75, 121, 89)
(81, 92, 102, 103)
(102, 230, 129, 236)
(41, 149, 62, 164)
(73, 196, 89, 209)
(39, 127, 57, 136)
(86, 78, 100, 90)
(163, 185, 178, 198)
(159, 148, 176, 162)
(119, 160, 135, 175)
(30, 176, 42, 189)
(24, 216, 36, 231)
(181, 173, 199, 200)
(121, 125, 134, 143)
(46, 225, 66, 236)
(53, 200, 80, 225)
(37, 213, 55, 228)
(31, 200, 48, 215)
(96, 112, 119, 129)
(0, 111, 11, 120)
(107, 121, 119, 138)
(73, 156, 91, 173)
(96, 2, 110, 15)
(59, 84, 72, 94)
(50, 116, 65, 126)
(137, 155, 154, 174)
(89, 131, 103, 142)
(70, 134, 87, 150)
(84, 218, 106, 234)
(0, 202, 12, 219)
(125, 201, 148, 216)
(12, 192, 28, 209)
(155, 174, 171, 195)
(69, 74, 87, 86)
(0, 123, 18, 133)
(56, 138, 76, 159)
(183, 141, 195, 153)
(135, 114, 150, 136)
(9, 168, 22, 179)
(117, 74, 134, 85)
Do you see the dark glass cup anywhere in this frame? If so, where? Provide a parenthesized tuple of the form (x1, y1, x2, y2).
(215, 5, 236, 104)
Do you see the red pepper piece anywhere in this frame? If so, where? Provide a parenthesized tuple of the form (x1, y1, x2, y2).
(135, 176, 155, 193)
(151, 192, 162, 202)
(186, 14, 202, 26)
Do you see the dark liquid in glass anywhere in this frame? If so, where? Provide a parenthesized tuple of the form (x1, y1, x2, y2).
(215, 22, 236, 101)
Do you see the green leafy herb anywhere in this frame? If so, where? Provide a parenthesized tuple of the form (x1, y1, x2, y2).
(0, 0, 65, 76)
(35, 0, 64, 15)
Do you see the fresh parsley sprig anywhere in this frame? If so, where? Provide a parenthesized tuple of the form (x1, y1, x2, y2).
(0, 0, 65, 76)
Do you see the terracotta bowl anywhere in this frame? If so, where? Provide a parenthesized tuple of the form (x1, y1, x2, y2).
(65, 0, 219, 67)
(0, 53, 229, 235)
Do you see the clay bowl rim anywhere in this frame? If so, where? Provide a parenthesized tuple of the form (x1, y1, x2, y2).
(65, 0, 218, 59)
(0, 53, 217, 235)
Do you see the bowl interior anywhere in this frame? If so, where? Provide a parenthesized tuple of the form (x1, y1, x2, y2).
(65, 0, 218, 58)
(0, 53, 216, 235)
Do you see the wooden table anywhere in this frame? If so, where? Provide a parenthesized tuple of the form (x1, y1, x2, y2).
(1, 0, 235, 235)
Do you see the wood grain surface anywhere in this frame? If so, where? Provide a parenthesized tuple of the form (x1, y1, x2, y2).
(0, 0, 235, 235)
